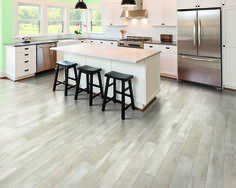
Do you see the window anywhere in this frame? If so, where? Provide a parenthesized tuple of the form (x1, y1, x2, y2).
(90, 9, 102, 32)
(48, 7, 64, 34)
(18, 4, 40, 35)
(70, 9, 83, 33)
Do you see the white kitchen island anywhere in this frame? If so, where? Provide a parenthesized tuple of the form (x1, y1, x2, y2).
(51, 44, 161, 110)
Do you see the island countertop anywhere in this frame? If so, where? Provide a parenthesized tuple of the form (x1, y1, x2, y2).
(51, 44, 161, 63)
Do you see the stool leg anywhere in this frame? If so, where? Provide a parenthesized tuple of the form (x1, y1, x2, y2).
(86, 74, 90, 94)
(121, 81, 126, 120)
(73, 66, 78, 85)
(98, 72, 104, 99)
(102, 77, 110, 111)
(74, 71, 81, 100)
(89, 74, 93, 106)
(128, 80, 135, 110)
(113, 78, 116, 103)
(64, 67, 69, 96)
(53, 65, 59, 91)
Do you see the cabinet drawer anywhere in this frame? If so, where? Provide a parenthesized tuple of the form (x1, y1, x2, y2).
(15, 63, 36, 77)
(144, 44, 161, 51)
(160, 45, 177, 54)
(15, 45, 36, 54)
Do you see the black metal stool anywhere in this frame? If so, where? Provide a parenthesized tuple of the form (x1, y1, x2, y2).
(74, 65, 104, 106)
(102, 71, 135, 120)
(53, 61, 78, 96)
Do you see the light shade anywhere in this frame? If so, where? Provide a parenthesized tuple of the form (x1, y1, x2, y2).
(121, 0, 136, 6)
(75, 0, 87, 9)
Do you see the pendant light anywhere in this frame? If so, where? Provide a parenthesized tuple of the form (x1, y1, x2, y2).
(121, 0, 136, 6)
(75, 0, 87, 9)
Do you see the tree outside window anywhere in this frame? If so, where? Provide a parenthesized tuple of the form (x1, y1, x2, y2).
(70, 9, 83, 33)
(90, 9, 102, 32)
(48, 7, 64, 34)
(18, 5, 40, 35)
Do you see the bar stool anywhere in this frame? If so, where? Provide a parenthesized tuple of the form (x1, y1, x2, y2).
(74, 65, 104, 106)
(53, 61, 78, 96)
(102, 71, 135, 120)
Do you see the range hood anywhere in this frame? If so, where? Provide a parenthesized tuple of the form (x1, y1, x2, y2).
(120, 0, 148, 18)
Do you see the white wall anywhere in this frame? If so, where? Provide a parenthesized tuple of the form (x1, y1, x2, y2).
(90, 19, 177, 41)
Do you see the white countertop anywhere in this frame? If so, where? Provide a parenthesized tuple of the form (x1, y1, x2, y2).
(51, 44, 161, 63)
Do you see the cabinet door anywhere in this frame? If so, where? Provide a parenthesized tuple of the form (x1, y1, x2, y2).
(160, 46, 178, 77)
(199, 0, 223, 8)
(112, 3, 127, 26)
(224, 8, 236, 47)
(178, 0, 198, 9)
(224, 0, 236, 7)
(223, 47, 236, 88)
(162, 0, 177, 26)
(148, 0, 163, 26)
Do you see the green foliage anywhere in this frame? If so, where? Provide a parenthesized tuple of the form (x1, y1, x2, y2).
(18, 5, 39, 19)
(92, 9, 101, 20)
(48, 7, 63, 20)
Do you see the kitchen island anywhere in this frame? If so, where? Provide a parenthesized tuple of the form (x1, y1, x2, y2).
(51, 44, 161, 110)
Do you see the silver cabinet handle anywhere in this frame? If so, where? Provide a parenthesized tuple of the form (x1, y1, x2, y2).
(193, 19, 196, 49)
(198, 18, 201, 49)
(182, 56, 215, 62)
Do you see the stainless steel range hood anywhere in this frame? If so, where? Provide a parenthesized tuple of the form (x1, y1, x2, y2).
(120, 0, 148, 18)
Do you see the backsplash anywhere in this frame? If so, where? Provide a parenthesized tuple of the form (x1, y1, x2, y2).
(13, 19, 177, 42)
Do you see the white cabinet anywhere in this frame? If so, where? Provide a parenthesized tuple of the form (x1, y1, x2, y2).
(149, 0, 177, 26)
(144, 44, 177, 78)
(223, 0, 236, 7)
(102, 0, 128, 26)
(5, 45, 36, 81)
(222, 7, 236, 89)
(178, 0, 222, 9)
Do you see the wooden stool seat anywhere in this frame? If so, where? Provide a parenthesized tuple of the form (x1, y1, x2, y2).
(74, 65, 103, 106)
(53, 61, 77, 96)
(102, 71, 135, 120)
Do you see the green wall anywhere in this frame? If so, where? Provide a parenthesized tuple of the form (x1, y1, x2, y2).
(0, 0, 101, 73)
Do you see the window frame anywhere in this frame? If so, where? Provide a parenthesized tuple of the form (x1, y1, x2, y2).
(17, 3, 41, 36)
(47, 6, 65, 35)
(89, 8, 103, 33)
(69, 8, 83, 34)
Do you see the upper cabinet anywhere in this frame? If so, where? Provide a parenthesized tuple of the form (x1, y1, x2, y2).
(178, 0, 223, 9)
(102, 0, 128, 26)
(148, 0, 177, 26)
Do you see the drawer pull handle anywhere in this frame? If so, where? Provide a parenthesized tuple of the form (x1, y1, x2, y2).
(24, 61, 29, 63)
(166, 47, 170, 49)
(149, 46, 153, 48)
(25, 48, 29, 50)
(81, 41, 84, 43)
(90, 41, 93, 43)
(100, 42, 103, 44)
(25, 54, 29, 56)
(111, 43, 113, 44)
(24, 69, 29, 72)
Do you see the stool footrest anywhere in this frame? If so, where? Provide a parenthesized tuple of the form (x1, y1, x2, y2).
(116, 90, 131, 97)
(92, 92, 102, 99)
(125, 103, 132, 111)
(68, 77, 77, 81)
(108, 83, 114, 87)
(88, 83, 101, 88)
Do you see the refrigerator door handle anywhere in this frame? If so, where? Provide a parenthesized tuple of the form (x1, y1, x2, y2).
(181, 56, 216, 62)
(193, 19, 196, 49)
(198, 19, 201, 49)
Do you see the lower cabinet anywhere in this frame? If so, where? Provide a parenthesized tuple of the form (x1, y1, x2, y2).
(5, 45, 36, 81)
(144, 43, 178, 78)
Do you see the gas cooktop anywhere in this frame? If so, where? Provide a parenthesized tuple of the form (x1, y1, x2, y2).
(118, 36, 152, 49)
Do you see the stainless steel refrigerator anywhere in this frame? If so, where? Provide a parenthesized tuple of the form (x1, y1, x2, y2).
(177, 8, 222, 88)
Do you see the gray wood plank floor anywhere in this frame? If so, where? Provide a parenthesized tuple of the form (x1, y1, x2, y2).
(0, 70, 235, 188)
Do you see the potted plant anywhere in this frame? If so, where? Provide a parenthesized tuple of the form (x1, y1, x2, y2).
(74, 23, 88, 39)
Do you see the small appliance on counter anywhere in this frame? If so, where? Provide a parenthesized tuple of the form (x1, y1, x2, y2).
(20, 36, 32, 43)
(160, 34, 173, 42)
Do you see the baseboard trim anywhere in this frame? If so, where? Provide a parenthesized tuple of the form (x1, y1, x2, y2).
(224, 86, 236, 92)
(160, 74, 177, 80)
(0, 70, 6, 79)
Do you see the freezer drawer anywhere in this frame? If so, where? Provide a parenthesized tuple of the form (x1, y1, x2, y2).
(178, 55, 222, 87)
